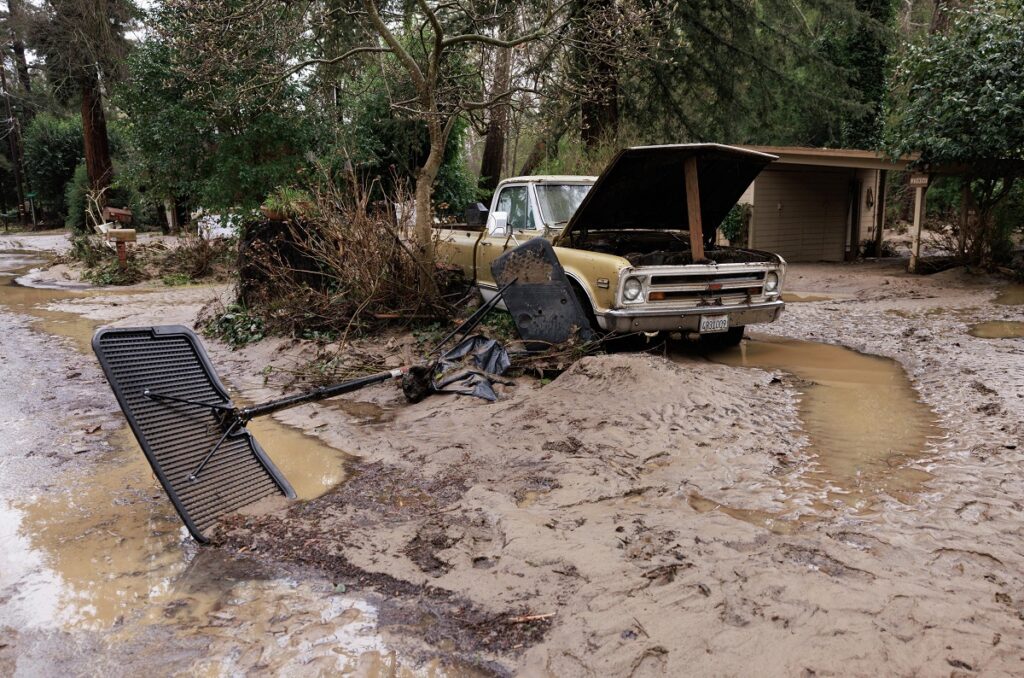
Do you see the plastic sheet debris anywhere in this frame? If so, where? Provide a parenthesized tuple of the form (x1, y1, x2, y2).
(431, 335, 511, 401)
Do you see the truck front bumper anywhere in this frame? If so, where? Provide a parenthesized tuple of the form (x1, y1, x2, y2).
(597, 299, 786, 333)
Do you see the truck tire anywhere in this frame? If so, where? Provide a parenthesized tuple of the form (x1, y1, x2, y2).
(568, 279, 601, 335)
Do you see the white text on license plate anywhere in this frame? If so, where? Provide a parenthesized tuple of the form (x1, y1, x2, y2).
(699, 314, 729, 333)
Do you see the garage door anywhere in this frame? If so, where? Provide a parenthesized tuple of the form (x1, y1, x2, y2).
(750, 167, 849, 262)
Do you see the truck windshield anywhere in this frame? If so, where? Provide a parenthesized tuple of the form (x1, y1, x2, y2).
(536, 184, 591, 225)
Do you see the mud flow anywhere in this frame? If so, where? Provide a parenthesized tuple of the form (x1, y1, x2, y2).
(0, 251, 433, 674)
(698, 334, 941, 511)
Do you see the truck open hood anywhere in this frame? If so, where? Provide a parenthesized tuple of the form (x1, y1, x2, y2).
(557, 144, 777, 245)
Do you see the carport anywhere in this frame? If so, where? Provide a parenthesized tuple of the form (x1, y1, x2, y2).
(735, 146, 914, 262)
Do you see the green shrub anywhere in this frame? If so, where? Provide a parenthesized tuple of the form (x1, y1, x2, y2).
(203, 304, 266, 348)
(64, 163, 91, 233)
(23, 113, 83, 218)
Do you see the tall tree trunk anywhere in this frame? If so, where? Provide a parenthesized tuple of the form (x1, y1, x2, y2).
(413, 116, 445, 266)
(479, 21, 514, 191)
(0, 65, 25, 223)
(7, 0, 31, 98)
(519, 112, 571, 175)
(80, 77, 114, 195)
(577, 0, 619, 148)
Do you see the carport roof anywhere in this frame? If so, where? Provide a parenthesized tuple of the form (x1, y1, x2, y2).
(740, 145, 918, 171)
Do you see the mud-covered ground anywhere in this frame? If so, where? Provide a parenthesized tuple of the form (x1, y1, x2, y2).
(2, 233, 1023, 676)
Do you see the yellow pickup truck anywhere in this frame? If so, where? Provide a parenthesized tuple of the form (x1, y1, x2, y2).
(436, 144, 786, 345)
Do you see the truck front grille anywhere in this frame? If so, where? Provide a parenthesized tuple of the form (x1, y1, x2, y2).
(647, 271, 766, 306)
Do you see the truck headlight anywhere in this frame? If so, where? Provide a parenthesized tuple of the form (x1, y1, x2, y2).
(764, 271, 779, 293)
(623, 277, 643, 302)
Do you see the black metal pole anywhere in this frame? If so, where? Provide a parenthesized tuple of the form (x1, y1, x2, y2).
(238, 368, 405, 421)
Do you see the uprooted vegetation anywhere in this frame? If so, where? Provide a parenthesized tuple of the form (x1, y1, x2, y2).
(64, 232, 236, 287)
(220, 180, 468, 344)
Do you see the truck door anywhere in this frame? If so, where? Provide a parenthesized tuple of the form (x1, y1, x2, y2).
(477, 184, 537, 287)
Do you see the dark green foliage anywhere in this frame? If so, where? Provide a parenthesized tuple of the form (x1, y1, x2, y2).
(203, 304, 266, 348)
(886, 0, 1024, 262)
(23, 113, 83, 217)
(606, 0, 875, 147)
(64, 162, 90, 232)
(118, 38, 312, 213)
(886, 0, 1024, 172)
(720, 204, 751, 244)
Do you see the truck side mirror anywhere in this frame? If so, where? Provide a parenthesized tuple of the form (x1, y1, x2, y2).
(465, 203, 488, 228)
(489, 211, 509, 236)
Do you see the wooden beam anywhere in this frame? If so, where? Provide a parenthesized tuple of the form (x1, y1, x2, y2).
(684, 156, 705, 262)
(908, 184, 926, 273)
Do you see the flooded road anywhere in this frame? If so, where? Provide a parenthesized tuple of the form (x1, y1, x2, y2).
(690, 334, 941, 513)
(0, 250, 439, 675)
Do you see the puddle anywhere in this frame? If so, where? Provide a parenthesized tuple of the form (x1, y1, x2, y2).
(0, 428, 189, 630)
(695, 334, 941, 510)
(968, 321, 1024, 339)
(246, 417, 351, 500)
(0, 250, 439, 674)
(783, 292, 835, 303)
(994, 285, 1024, 305)
(331, 398, 394, 425)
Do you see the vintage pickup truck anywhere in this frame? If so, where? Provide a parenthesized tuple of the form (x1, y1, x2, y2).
(437, 144, 787, 345)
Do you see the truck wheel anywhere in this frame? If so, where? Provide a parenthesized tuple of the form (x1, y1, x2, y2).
(568, 280, 601, 335)
(701, 326, 745, 349)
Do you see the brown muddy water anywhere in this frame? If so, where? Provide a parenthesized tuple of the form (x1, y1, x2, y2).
(968, 320, 1024, 339)
(0, 250, 439, 674)
(782, 292, 836, 303)
(695, 334, 942, 514)
(993, 284, 1024, 305)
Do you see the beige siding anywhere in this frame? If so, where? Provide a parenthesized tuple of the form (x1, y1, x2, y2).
(750, 167, 850, 262)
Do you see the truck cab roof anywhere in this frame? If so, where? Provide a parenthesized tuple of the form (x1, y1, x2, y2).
(497, 175, 597, 185)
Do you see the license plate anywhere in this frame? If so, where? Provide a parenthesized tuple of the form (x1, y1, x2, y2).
(699, 314, 729, 334)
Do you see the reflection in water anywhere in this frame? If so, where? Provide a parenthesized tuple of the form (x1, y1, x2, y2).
(690, 334, 941, 512)
(968, 321, 1024, 339)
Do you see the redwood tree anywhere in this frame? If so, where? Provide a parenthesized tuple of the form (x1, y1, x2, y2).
(31, 0, 135, 195)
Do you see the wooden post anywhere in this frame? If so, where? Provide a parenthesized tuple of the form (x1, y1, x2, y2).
(873, 169, 887, 257)
(116, 240, 127, 270)
(908, 172, 929, 274)
(684, 156, 705, 262)
(908, 186, 925, 273)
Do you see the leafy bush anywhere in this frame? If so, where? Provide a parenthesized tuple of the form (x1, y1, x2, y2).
(720, 204, 751, 245)
(24, 113, 83, 218)
(64, 163, 90, 232)
(203, 304, 266, 348)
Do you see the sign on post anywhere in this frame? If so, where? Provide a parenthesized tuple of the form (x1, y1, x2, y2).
(909, 173, 929, 188)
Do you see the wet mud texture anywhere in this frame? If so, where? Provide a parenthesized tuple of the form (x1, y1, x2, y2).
(4, 237, 1024, 676)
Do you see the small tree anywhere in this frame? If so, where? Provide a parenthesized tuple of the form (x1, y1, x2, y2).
(886, 0, 1024, 263)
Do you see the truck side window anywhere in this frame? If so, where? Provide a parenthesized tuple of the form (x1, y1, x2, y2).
(495, 186, 534, 232)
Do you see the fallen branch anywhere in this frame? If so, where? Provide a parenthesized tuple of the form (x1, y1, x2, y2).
(508, 612, 556, 624)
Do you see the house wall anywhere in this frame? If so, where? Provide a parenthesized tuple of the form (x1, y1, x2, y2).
(749, 165, 851, 262)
